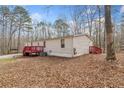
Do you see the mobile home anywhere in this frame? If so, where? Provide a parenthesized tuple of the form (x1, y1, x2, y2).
(25, 34, 93, 57)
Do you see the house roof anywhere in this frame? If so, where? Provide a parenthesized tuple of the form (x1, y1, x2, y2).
(40, 34, 93, 41)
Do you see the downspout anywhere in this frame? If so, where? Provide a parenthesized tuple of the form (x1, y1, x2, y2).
(72, 37, 74, 57)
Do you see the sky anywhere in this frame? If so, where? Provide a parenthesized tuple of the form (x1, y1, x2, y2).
(22, 5, 124, 24)
(24, 5, 73, 23)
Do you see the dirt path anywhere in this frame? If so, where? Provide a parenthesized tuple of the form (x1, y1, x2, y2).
(0, 53, 22, 59)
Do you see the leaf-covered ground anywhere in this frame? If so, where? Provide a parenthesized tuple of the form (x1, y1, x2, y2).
(0, 54, 124, 88)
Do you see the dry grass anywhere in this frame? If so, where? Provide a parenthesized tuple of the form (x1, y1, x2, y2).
(0, 58, 16, 63)
(0, 54, 124, 88)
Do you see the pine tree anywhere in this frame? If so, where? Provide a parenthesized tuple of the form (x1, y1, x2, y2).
(14, 6, 32, 52)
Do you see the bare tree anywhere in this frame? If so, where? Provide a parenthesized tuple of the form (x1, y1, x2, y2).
(97, 6, 102, 48)
(84, 6, 97, 37)
(69, 6, 86, 35)
(0, 6, 10, 54)
(54, 19, 69, 37)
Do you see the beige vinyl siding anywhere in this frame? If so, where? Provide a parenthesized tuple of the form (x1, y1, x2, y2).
(73, 36, 93, 57)
(45, 37, 73, 57)
(38, 41, 44, 46)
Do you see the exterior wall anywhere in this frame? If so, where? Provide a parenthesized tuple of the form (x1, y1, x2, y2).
(39, 41, 44, 46)
(45, 38, 73, 57)
(32, 42, 38, 46)
(24, 35, 93, 57)
(73, 36, 93, 57)
(32, 41, 44, 46)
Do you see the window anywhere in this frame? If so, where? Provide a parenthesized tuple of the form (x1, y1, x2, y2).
(43, 41, 46, 47)
(61, 39, 65, 48)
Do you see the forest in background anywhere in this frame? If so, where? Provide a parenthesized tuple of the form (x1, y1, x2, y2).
(0, 5, 123, 57)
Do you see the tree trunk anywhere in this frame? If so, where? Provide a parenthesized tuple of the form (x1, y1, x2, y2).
(17, 26, 21, 53)
(95, 21, 98, 46)
(7, 19, 13, 54)
(98, 6, 101, 48)
(104, 5, 116, 61)
(47, 26, 51, 38)
(103, 25, 106, 53)
(1, 15, 5, 55)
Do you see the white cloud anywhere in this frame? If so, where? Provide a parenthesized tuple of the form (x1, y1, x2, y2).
(30, 13, 42, 22)
(120, 6, 124, 13)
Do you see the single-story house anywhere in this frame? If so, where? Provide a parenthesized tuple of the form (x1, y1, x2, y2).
(25, 34, 93, 57)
